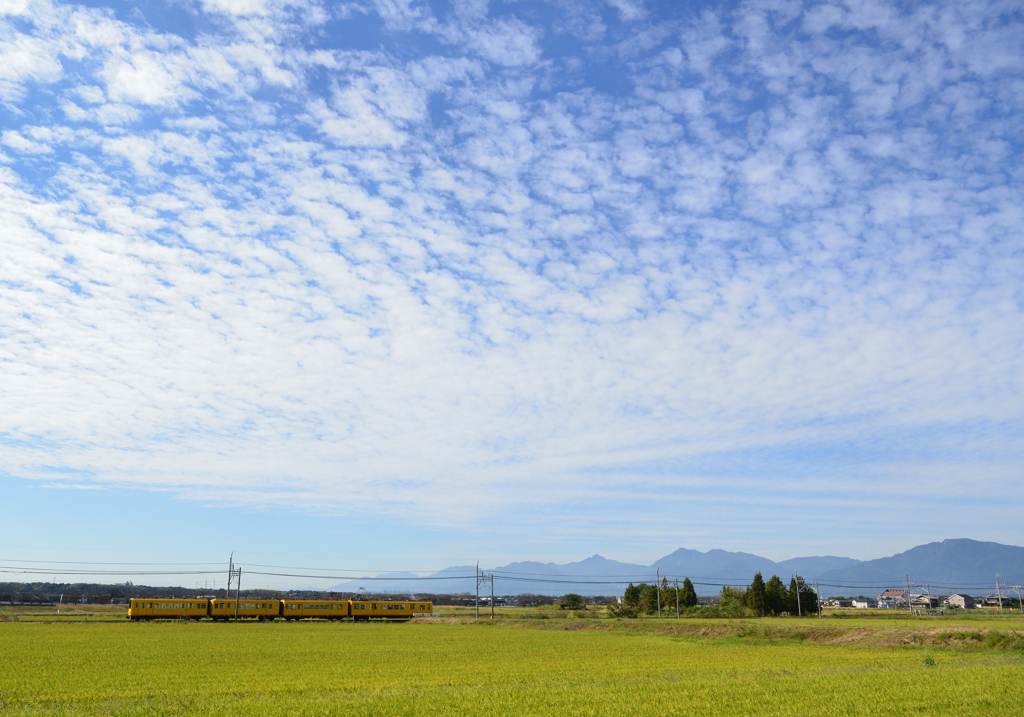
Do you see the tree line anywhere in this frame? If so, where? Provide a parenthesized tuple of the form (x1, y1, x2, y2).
(611, 573, 818, 617)
(608, 577, 699, 617)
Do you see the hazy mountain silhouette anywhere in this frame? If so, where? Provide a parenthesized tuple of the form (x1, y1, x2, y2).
(816, 539, 1024, 590)
(328, 539, 1021, 596)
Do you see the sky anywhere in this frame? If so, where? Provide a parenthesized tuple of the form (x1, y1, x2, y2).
(1, 0, 1022, 589)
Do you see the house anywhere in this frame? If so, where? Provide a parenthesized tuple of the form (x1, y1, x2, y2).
(877, 590, 906, 608)
(910, 594, 940, 609)
(945, 594, 976, 609)
(851, 599, 876, 609)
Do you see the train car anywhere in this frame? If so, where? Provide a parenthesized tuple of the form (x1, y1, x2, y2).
(281, 600, 350, 620)
(128, 598, 209, 620)
(210, 598, 281, 621)
(351, 600, 433, 620)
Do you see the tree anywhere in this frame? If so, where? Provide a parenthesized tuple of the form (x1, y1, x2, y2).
(640, 583, 659, 614)
(560, 593, 586, 610)
(747, 573, 767, 616)
(680, 578, 698, 608)
(765, 575, 787, 615)
(720, 585, 746, 607)
(787, 576, 818, 616)
(788, 578, 800, 615)
(623, 583, 642, 607)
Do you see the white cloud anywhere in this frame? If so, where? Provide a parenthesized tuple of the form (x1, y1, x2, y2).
(100, 52, 191, 106)
(0, 33, 63, 99)
(200, 0, 268, 16)
(464, 19, 542, 66)
(0, 0, 1022, 548)
(605, 0, 645, 22)
(1, 130, 51, 153)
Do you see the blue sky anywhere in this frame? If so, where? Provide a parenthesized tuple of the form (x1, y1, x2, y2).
(1, 0, 1022, 588)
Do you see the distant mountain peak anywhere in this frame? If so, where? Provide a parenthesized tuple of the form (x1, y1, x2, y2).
(325, 539, 1023, 596)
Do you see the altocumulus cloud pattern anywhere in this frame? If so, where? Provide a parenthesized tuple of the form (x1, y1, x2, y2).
(1, 0, 1022, 541)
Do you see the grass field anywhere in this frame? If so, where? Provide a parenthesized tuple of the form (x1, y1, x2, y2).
(1, 612, 1022, 715)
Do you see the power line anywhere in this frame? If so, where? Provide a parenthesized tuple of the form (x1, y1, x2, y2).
(0, 567, 224, 576)
(0, 559, 225, 566)
(0, 558, 1015, 594)
(246, 571, 477, 581)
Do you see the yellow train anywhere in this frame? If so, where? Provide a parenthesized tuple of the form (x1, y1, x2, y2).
(128, 598, 435, 621)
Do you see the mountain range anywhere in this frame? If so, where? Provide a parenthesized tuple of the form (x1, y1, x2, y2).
(329, 539, 1023, 597)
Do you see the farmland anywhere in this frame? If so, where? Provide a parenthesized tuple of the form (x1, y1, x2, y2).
(1, 610, 1022, 715)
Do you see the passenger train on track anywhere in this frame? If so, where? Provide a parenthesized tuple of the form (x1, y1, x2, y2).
(128, 598, 435, 621)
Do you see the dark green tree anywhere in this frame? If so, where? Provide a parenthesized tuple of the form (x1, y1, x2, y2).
(560, 593, 586, 610)
(747, 572, 767, 616)
(640, 583, 659, 614)
(623, 582, 642, 607)
(765, 575, 787, 615)
(680, 578, 698, 608)
(788, 577, 800, 614)
(787, 576, 818, 616)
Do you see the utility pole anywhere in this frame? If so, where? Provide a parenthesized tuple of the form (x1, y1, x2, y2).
(227, 553, 234, 599)
(475, 562, 479, 619)
(815, 582, 821, 618)
(794, 573, 802, 617)
(490, 574, 494, 620)
(674, 578, 679, 619)
(905, 575, 913, 615)
(234, 567, 241, 621)
(995, 575, 1004, 614)
(1011, 585, 1023, 614)
(656, 569, 661, 618)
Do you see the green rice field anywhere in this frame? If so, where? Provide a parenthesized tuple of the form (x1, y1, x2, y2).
(1, 612, 1022, 715)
